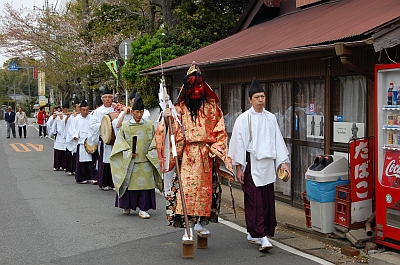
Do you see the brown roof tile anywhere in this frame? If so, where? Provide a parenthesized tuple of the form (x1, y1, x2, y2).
(142, 0, 400, 75)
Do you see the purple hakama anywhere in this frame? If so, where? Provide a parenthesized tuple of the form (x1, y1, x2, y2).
(53, 149, 66, 170)
(75, 145, 96, 182)
(115, 190, 156, 211)
(243, 152, 277, 238)
(97, 141, 114, 188)
(65, 149, 76, 174)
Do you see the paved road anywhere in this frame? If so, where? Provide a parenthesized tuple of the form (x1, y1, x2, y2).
(0, 121, 333, 264)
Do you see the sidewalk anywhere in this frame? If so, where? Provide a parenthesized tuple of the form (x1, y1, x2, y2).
(219, 183, 399, 265)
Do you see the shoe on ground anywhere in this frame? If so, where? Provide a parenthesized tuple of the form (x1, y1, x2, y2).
(53, 168, 58, 171)
(123, 209, 131, 215)
(194, 223, 211, 236)
(92, 180, 98, 185)
(102, 186, 110, 191)
(138, 210, 150, 219)
(77, 180, 88, 184)
(247, 233, 261, 246)
(40, 136, 43, 138)
(67, 172, 72, 175)
(259, 236, 273, 251)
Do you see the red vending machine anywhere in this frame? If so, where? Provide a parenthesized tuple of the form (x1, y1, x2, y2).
(374, 63, 400, 250)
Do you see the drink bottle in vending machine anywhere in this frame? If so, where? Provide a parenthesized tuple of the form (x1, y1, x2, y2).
(388, 82, 393, 105)
(374, 63, 400, 251)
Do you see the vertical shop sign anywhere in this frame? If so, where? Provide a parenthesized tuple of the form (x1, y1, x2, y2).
(38, 71, 46, 96)
(349, 138, 373, 222)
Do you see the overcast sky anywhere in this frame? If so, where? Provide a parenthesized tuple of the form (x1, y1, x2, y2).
(1, 0, 65, 68)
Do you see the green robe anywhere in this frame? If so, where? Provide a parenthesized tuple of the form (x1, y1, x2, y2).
(110, 119, 162, 198)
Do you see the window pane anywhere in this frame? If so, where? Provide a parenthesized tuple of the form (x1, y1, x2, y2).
(332, 76, 366, 143)
(269, 82, 292, 138)
(286, 79, 325, 141)
(222, 85, 243, 137)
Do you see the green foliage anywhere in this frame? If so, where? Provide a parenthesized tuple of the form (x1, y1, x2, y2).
(164, 0, 248, 50)
(121, 28, 186, 108)
(120, 1, 247, 108)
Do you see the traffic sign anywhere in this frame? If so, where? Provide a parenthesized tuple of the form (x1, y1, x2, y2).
(119, 39, 132, 61)
(9, 61, 18, 71)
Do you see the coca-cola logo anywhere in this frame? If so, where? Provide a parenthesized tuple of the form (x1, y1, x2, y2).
(385, 160, 400, 179)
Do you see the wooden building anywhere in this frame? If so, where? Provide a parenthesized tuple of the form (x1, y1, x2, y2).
(141, 0, 400, 207)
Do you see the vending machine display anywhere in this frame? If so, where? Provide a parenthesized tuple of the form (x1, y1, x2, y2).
(374, 63, 400, 250)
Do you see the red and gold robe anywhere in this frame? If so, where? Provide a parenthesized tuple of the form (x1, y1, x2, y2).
(155, 98, 233, 227)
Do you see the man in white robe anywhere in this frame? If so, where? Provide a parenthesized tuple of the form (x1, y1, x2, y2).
(228, 77, 291, 252)
(47, 103, 68, 171)
(64, 97, 80, 176)
(70, 99, 96, 183)
(89, 87, 116, 190)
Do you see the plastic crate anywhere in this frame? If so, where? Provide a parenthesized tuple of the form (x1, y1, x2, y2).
(302, 191, 312, 228)
(334, 185, 364, 229)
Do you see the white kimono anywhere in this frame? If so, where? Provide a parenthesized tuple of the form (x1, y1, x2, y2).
(89, 105, 115, 163)
(70, 114, 93, 162)
(65, 114, 78, 154)
(47, 114, 67, 151)
(228, 107, 289, 187)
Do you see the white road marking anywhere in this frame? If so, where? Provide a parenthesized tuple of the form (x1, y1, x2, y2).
(219, 218, 335, 265)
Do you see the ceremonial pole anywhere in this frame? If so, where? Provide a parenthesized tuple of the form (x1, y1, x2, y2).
(159, 52, 194, 258)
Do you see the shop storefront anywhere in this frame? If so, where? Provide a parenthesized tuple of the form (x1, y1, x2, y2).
(141, 0, 399, 209)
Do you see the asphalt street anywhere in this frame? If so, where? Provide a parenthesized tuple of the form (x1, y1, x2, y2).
(0, 120, 333, 265)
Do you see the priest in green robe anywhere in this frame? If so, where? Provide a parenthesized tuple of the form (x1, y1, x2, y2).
(110, 93, 162, 218)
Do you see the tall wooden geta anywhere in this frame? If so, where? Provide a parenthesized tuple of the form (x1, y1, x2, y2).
(182, 239, 195, 258)
(196, 231, 211, 249)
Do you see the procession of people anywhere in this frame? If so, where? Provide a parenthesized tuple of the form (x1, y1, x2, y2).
(34, 62, 290, 256)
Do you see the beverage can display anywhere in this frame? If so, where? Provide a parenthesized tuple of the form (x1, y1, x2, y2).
(394, 134, 398, 146)
(388, 131, 393, 145)
(388, 113, 394, 125)
(397, 134, 400, 146)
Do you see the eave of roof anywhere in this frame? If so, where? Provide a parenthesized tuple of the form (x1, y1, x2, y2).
(141, 0, 400, 76)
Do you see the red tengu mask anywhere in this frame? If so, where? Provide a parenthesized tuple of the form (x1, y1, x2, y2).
(187, 75, 204, 99)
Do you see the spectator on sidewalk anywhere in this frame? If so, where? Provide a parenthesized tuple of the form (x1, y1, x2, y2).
(5, 106, 16, 138)
(15, 107, 29, 138)
(37, 106, 48, 138)
(228, 77, 291, 252)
